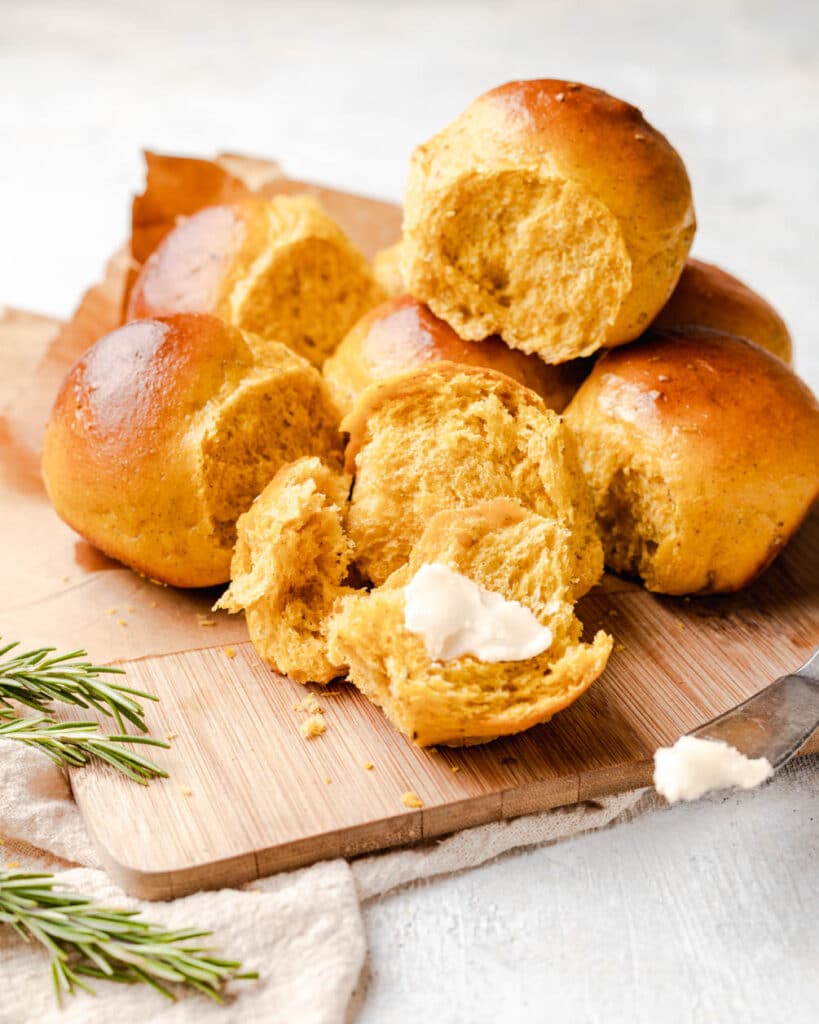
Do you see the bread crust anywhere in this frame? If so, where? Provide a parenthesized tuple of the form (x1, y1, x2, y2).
(403, 79, 695, 360)
(564, 329, 819, 594)
(323, 295, 588, 413)
(127, 195, 384, 367)
(653, 258, 792, 363)
(42, 314, 343, 587)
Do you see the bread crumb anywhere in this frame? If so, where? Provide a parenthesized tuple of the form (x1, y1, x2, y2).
(198, 618, 217, 627)
(324, 776, 332, 785)
(293, 694, 323, 715)
(450, 765, 461, 773)
(677, 622, 685, 631)
(166, 731, 178, 742)
(223, 645, 237, 659)
(363, 761, 374, 771)
(117, 619, 127, 627)
(61, 575, 69, 583)
(614, 642, 626, 653)
(300, 715, 326, 739)
(401, 790, 423, 808)
(149, 601, 158, 608)
(5, 861, 21, 869)
(555, 91, 565, 102)
(107, 608, 117, 615)
(179, 786, 192, 797)
(567, 82, 581, 91)
(127, 605, 135, 613)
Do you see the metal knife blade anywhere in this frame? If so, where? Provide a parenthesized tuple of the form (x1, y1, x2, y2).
(692, 647, 819, 770)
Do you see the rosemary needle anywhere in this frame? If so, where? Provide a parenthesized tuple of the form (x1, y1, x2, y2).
(0, 640, 156, 733)
(0, 870, 257, 1005)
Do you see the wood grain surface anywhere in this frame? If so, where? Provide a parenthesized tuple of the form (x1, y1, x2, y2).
(2, 286, 816, 904)
(70, 515, 818, 900)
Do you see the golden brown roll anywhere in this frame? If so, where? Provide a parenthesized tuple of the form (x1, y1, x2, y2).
(653, 258, 792, 364)
(564, 329, 819, 594)
(323, 295, 589, 413)
(403, 79, 695, 362)
(328, 499, 612, 746)
(343, 363, 603, 591)
(42, 314, 343, 588)
(215, 457, 354, 684)
(126, 195, 384, 367)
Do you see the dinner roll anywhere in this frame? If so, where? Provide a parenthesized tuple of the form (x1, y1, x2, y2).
(564, 329, 819, 594)
(42, 314, 343, 588)
(323, 295, 588, 413)
(653, 259, 792, 363)
(343, 363, 603, 591)
(215, 457, 354, 684)
(127, 195, 384, 367)
(403, 79, 695, 362)
(328, 499, 612, 746)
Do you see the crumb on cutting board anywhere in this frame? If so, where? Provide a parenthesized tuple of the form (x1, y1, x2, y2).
(450, 765, 461, 773)
(179, 786, 193, 797)
(223, 645, 237, 659)
(324, 776, 332, 785)
(363, 761, 374, 771)
(300, 715, 326, 739)
(117, 619, 127, 627)
(166, 731, 178, 742)
(293, 694, 323, 715)
(401, 790, 423, 809)
(198, 618, 217, 627)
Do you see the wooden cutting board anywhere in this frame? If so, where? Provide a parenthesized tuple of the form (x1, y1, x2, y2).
(2, 260, 816, 903)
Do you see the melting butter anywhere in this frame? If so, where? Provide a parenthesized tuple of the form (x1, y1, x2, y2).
(403, 562, 553, 663)
(653, 735, 773, 803)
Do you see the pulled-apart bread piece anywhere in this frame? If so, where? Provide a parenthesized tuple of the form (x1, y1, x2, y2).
(127, 195, 384, 367)
(564, 329, 819, 594)
(323, 295, 589, 414)
(402, 79, 695, 362)
(42, 314, 343, 588)
(215, 457, 354, 684)
(652, 258, 793, 364)
(343, 363, 603, 590)
(328, 499, 612, 747)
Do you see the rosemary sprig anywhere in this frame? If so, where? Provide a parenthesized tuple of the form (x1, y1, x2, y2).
(0, 639, 156, 733)
(0, 709, 169, 784)
(0, 871, 257, 1005)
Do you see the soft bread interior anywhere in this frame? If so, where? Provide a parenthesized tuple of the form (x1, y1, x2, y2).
(228, 199, 384, 367)
(201, 365, 342, 549)
(343, 363, 603, 591)
(327, 499, 612, 746)
(216, 457, 354, 684)
(405, 169, 632, 362)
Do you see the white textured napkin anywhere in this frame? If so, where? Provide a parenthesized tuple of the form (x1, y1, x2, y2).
(0, 739, 642, 1023)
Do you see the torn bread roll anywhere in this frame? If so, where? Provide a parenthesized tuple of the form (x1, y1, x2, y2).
(42, 314, 343, 588)
(323, 295, 589, 413)
(328, 499, 612, 746)
(342, 363, 603, 591)
(652, 258, 792, 364)
(215, 457, 354, 684)
(564, 329, 819, 594)
(402, 79, 695, 362)
(127, 195, 384, 367)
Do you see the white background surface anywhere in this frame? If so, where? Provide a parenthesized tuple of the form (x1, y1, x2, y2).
(2, 2, 817, 1021)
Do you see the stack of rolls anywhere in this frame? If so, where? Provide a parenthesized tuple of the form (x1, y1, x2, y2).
(42, 79, 819, 749)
